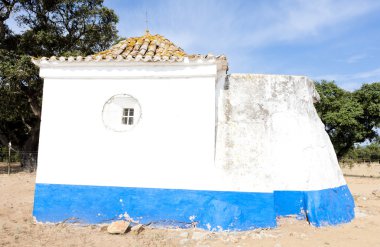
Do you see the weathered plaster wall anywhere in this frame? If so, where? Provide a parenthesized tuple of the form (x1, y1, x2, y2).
(34, 67, 355, 229)
(216, 74, 346, 191)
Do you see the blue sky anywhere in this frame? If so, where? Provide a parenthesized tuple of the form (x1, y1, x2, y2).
(102, 0, 380, 91)
(7, 0, 380, 91)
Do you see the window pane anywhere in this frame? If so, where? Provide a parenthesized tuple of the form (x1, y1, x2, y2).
(128, 117, 134, 125)
(122, 117, 128, 124)
(129, 108, 134, 116)
(123, 108, 129, 116)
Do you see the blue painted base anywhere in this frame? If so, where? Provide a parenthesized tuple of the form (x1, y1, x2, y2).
(33, 183, 355, 230)
(274, 185, 355, 227)
(33, 184, 276, 231)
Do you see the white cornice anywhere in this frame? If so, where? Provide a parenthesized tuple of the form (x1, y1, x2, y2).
(39, 63, 223, 79)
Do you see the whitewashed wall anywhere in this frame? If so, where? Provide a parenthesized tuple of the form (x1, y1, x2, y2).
(34, 64, 354, 229)
(37, 63, 346, 195)
(215, 74, 347, 192)
(36, 63, 223, 191)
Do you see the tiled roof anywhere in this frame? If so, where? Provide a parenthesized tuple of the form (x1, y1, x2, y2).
(32, 31, 227, 64)
(94, 31, 187, 62)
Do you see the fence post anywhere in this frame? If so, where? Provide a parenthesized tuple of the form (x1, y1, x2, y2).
(7, 142, 11, 175)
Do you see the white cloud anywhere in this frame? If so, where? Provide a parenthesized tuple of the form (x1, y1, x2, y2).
(110, 0, 380, 52)
(131, 0, 380, 49)
(345, 54, 367, 64)
(313, 67, 380, 91)
(243, 0, 379, 46)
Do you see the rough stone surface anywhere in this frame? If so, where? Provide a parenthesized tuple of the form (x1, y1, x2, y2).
(130, 224, 144, 235)
(107, 221, 130, 234)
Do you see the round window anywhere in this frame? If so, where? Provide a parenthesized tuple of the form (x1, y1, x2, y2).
(102, 94, 141, 132)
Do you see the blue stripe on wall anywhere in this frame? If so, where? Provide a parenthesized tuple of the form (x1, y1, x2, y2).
(33, 183, 355, 230)
(33, 183, 276, 231)
(274, 185, 355, 227)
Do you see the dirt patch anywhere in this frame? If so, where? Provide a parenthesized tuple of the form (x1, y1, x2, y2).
(0, 163, 29, 174)
(1, 170, 380, 247)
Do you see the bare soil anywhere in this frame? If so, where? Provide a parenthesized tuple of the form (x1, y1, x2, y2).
(1, 164, 380, 247)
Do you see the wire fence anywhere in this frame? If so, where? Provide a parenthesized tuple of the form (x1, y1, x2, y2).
(340, 160, 380, 169)
(0, 143, 378, 174)
(0, 146, 37, 174)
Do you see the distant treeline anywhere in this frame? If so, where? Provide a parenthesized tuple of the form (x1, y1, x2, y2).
(314, 81, 380, 160)
(341, 143, 380, 163)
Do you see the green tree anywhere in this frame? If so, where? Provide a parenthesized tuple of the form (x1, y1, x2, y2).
(343, 143, 380, 162)
(0, 0, 118, 165)
(315, 80, 380, 159)
(353, 83, 380, 141)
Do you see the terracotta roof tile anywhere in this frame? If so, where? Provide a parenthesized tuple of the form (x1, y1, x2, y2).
(92, 31, 187, 62)
(32, 31, 228, 65)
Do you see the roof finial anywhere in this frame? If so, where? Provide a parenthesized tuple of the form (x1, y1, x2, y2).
(145, 9, 149, 34)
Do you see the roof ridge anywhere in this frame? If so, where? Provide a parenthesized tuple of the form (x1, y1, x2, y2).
(93, 32, 187, 60)
(32, 32, 228, 64)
